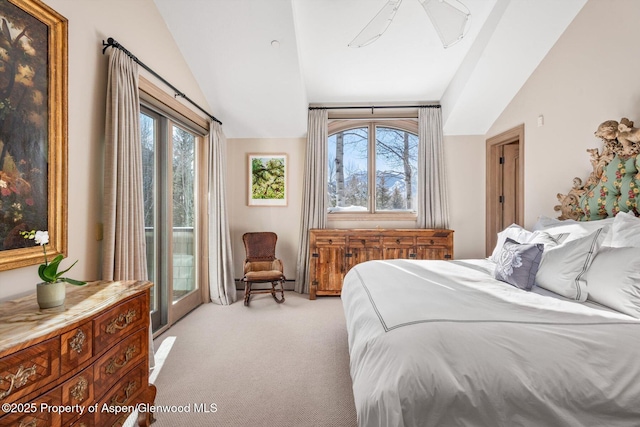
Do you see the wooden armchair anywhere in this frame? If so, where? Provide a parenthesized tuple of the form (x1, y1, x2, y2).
(241, 232, 286, 306)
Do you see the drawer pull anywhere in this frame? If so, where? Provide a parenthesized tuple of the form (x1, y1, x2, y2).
(409, 253, 417, 258)
(69, 329, 87, 354)
(106, 309, 137, 334)
(111, 380, 137, 406)
(328, 239, 333, 244)
(0, 364, 37, 399)
(105, 345, 137, 374)
(396, 239, 400, 244)
(71, 376, 89, 402)
(19, 420, 37, 427)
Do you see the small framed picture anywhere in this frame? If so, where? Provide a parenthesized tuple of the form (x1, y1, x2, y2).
(247, 154, 287, 207)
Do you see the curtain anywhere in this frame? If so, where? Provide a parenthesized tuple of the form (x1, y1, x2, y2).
(103, 49, 147, 281)
(102, 49, 155, 369)
(295, 109, 328, 294)
(417, 107, 450, 229)
(208, 122, 237, 305)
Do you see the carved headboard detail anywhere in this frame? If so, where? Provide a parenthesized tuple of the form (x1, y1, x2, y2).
(555, 118, 640, 220)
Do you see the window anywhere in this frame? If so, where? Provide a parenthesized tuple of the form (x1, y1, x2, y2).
(328, 121, 418, 217)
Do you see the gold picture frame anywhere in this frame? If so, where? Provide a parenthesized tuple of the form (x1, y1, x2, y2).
(247, 153, 288, 207)
(0, 0, 67, 271)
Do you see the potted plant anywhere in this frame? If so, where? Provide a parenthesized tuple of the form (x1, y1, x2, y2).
(21, 230, 86, 308)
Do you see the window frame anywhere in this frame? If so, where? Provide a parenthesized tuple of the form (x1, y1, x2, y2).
(327, 119, 419, 222)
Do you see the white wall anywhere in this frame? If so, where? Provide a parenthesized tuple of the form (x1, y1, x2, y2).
(226, 132, 487, 278)
(444, 135, 486, 259)
(0, 0, 209, 301)
(487, 0, 640, 229)
(227, 138, 305, 286)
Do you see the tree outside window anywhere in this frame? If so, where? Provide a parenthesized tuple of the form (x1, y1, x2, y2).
(328, 122, 418, 215)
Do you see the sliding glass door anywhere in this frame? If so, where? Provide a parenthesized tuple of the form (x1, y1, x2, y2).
(141, 107, 202, 332)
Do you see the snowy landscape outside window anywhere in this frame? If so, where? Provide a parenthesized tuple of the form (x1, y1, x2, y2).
(328, 122, 418, 216)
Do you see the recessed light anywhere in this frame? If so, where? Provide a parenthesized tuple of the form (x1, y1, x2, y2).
(271, 40, 280, 48)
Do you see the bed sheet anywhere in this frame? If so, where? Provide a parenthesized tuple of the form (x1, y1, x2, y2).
(342, 259, 640, 427)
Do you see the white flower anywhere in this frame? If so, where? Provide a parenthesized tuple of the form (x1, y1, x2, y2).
(34, 230, 49, 246)
(0, 179, 6, 188)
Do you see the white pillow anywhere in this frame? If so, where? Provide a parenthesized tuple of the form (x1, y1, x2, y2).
(528, 230, 563, 248)
(490, 224, 532, 262)
(531, 217, 613, 245)
(532, 216, 575, 232)
(535, 228, 606, 302)
(585, 247, 640, 318)
(609, 211, 640, 248)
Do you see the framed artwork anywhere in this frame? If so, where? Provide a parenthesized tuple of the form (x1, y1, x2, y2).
(0, 0, 67, 271)
(248, 153, 287, 206)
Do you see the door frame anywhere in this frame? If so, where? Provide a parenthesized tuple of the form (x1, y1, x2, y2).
(486, 124, 525, 256)
(140, 77, 208, 337)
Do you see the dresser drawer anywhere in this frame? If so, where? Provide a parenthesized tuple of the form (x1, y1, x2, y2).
(313, 235, 346, 247)
(416, 236, 450, 247)
(70, 411, 95, 427)
(60, 368, 94, 426)
(347, 236, 381, 248)
(0, 386, 61, 426)
(94, 327, 148, 398)
(97, 362, 148, 427)
(0, 338, 60, 405)
(61, 322, 93, 374)
(382, 236, 415, 247)
(93, 294, 146, 356)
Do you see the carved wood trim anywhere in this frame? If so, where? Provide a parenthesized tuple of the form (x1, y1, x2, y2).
(554, 117, 640, 220)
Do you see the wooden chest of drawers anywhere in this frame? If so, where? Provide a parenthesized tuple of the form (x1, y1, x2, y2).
(0, 281, 156, 427)
(309, 228, 454, 299)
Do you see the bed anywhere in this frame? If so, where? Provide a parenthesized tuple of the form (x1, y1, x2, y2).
(341, 118, 640, 427)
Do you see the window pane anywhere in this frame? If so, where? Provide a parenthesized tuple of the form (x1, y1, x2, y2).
(141, 112, 156, 312)
(328, 127, 368, 212)
(375, 127, 418, 212)
(172, 125, 197, 303)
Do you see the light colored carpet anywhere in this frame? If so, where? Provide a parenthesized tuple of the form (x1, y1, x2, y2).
(151, 292, 358, 426)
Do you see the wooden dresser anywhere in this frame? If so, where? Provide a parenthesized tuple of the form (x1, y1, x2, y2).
(0, 281, 156, 427)
(309, 228, 454, 299)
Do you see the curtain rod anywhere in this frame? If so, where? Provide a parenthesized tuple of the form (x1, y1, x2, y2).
(309, 105, 440, 111)
(102, 37, 221, 125)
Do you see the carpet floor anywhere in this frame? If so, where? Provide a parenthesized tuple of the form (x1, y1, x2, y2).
(151, 291, 358, 426)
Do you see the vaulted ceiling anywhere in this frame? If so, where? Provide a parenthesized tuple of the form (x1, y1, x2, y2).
(153, 0, 586, 138)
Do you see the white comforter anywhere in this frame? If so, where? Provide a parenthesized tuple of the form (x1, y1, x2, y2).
(341, 259, 640, 427)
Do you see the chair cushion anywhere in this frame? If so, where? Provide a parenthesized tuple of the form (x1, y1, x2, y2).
(244, 270, 284, 282)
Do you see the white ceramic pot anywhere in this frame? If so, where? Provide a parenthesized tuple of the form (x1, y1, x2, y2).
(36, 281, 65, 309)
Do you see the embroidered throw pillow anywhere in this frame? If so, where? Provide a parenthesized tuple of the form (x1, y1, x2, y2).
(494, 238, 544, 291)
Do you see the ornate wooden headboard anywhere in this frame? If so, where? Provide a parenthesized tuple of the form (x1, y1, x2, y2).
(555, 117, 640, 220)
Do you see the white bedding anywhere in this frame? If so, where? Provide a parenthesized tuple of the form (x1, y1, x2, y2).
(341, 259, 640, 427)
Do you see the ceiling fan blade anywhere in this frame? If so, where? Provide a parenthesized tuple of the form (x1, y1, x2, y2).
(418, 0, 471, 48)
(348, 0, 403, 48)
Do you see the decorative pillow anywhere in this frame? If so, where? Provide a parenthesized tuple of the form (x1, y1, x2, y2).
(490, 224, 532, 262)
(535, 228, 606, 302)
(609, 211, 640, 247)
(494, 238, 544, 291)
(584, 247, 640, 318)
